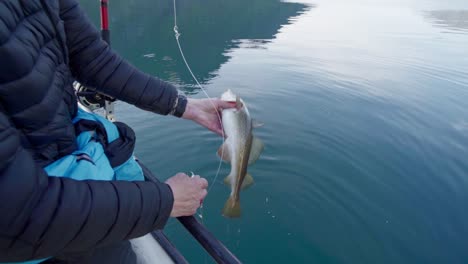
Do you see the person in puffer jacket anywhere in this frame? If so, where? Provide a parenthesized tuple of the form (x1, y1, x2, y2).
(0, 0, 235, 262)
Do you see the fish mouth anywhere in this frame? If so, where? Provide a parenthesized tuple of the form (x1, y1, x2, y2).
(221, 89, 237, 101)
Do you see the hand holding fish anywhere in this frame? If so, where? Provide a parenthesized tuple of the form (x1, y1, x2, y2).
(165, 173, 208, 217)
(182, 98, 237, 136)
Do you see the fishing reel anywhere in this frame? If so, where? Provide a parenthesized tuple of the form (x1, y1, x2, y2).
(74, 82, 116, 121)
(74, 82, 105, 110)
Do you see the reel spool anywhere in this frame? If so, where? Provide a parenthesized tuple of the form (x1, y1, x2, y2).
(74, 82, 116, 121)
(74, 82, 105, 111)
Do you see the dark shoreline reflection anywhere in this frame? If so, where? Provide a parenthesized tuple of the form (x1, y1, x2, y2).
(80, 0, 311, 94)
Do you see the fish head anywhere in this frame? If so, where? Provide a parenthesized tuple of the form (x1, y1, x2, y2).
(221, 89, 237, 102)
(221, 89, 245, 111)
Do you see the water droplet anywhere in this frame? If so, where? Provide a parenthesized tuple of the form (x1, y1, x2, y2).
(198, 214, 203, 219)
(238, 229, 241, 233)
(266, 197, 269, 203)
(272, 215, 276, 218)
(143, 53, 155, 58)
(288, 233, 291, 236)
(267, 211, 271, 214)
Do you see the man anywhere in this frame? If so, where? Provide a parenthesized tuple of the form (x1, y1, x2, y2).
(0, 0, 234, 262)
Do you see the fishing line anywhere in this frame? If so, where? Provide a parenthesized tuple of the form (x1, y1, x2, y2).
(172, 0, 225, 195)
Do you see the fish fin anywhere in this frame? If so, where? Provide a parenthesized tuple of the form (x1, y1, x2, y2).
(223, 174, 232, 186)
(236, 95, 242, 110)
(217, 142, 231, 163)
(252, 119, 264, 128)
(222, 196, 241, 218)
(248, 136, 264, 165)
(241, 173, 254, 190)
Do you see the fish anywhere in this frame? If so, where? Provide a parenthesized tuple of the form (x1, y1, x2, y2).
(218, 89, 264, 218)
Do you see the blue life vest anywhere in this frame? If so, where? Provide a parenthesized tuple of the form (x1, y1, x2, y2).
(5, 109, 145, 264)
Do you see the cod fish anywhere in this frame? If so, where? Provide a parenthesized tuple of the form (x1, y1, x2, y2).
(218, 89, 264, 218)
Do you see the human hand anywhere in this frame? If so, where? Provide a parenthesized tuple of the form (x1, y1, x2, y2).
(182, 98, 236, 136)
(165, 173, 208, 217)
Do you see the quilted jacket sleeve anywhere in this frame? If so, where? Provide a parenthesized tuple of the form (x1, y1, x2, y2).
(60, 0, 183, 115)
(0, 109, 174, 261)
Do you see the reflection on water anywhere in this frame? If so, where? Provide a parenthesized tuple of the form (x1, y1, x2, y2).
(80, 0, 310, 93)
(233, 39, 272, 50)
(425, 10, 468, 33)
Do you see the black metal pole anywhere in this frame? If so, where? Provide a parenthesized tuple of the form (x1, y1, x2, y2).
(151, 230, 189, 264)
(177, 216, 242, 264)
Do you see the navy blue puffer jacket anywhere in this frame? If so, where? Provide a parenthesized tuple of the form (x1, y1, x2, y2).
(0, 0, 183, 261)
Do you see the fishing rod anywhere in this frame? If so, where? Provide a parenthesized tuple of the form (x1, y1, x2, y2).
(76, 0, 115, 121)
(99, 0, 116, 121)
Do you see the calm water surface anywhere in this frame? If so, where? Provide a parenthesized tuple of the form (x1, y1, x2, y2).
(82, 0, 468, 263)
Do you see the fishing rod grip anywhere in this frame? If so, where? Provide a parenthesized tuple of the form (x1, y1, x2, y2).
(177, 216, 242, 264)
(101, 29, 110, 45)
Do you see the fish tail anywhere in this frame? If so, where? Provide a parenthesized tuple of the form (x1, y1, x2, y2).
(222, 196, 241, 218)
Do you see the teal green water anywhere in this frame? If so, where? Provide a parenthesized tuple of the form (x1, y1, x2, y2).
(81, 0, 468, 263)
